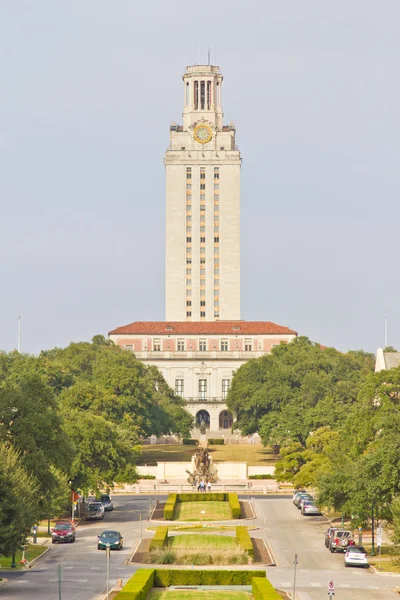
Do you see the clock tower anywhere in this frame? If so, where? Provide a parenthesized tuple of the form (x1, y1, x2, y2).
(165, 64, 241, 322)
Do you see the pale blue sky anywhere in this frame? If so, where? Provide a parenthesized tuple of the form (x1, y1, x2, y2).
(1, 1, 399, 353)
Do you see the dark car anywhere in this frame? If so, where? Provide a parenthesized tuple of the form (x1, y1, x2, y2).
(97, 494, 114, 511)
(52, 521, 76, 543)
(98, 530, 123, 550)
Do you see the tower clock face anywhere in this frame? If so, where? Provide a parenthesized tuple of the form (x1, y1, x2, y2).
(194, 124, 212, 144)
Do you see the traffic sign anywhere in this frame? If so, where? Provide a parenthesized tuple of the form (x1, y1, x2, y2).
(377, 526, 383, 547)
(328, 580, 335, 596)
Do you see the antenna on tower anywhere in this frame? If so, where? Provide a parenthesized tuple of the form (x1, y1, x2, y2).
(18, 316, 21, 353)
(189, 46, 192, 65)
(384, 316, 388, 348)
(208, 46, 210, 65)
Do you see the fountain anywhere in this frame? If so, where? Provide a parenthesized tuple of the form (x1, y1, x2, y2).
(186, 446, 219, 486)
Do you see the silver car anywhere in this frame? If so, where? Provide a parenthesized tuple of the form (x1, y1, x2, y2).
(301, 501, 321, 516)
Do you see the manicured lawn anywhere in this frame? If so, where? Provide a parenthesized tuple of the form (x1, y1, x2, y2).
(148, 591, 253, 600)
(168, 534, 238, 550)
(0, 544, 47, 569)
(137, 444, 276, 466)
(173, 501, 232, 521)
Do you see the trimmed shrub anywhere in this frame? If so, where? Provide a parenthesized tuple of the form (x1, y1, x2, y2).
(249, 474, 275, 480)
(164, 494, 177, 520)
(183, 439, 198, 445)
(252, 576, 282, 599)
(208, 439, 224, 445)
(138, 474, 156, 480)
(154, 569, 266, 586)
(236, 525, 254, 557)
(114, 569, 154, 600)
(177, 493, 227, 502)
(229, 493, 241, 518)
(149, 526, 168, 550)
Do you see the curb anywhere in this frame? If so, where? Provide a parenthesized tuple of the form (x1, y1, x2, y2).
(0, 578, 8, 587)
(26, 546, 50, 569)
(125, 538, 142, 566)
(263, 538, 277, 567)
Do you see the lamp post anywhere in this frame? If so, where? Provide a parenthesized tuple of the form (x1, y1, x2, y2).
(106, 544, 110, 599)
(293, 554, 298, 599)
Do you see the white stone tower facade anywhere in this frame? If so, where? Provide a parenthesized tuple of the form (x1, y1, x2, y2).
(165, 64, 241, 322)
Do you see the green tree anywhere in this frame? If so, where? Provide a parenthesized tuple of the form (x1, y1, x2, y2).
(0, 443, 39, 557)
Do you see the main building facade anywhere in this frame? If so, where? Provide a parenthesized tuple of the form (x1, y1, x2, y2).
(109, 63, 297, 435)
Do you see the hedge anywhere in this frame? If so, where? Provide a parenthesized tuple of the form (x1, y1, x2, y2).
(138, 474, 156, 480)
(252, 576, 282, 599)
(154, 569, 266, 586)
(149, 527, 168, 550)
(164, 494, 177, 520)
(236, 526, 254, 557)
(229, 493, 241, 518)
(114, 569, 154, 600)
(177, 492, 228, 502)
(249, 474, 275, 480)
(208, 438, 224, 445)
(183, 439, 198, 445)
(164, 492, 241, 519)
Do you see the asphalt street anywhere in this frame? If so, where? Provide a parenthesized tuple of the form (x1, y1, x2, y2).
(0, 495, 153, 600)
(2, 495, 400, 599)
(256, 497, 400, 599)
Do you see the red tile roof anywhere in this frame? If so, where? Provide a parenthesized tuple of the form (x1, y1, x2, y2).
(109, 321, 297, 336)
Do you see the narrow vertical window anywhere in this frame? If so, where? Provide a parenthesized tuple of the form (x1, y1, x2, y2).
(194, 81, 199, 110)
(200, 81, 205, 110)
(186, 82, 190, 106)
(207, 81, 211, 109)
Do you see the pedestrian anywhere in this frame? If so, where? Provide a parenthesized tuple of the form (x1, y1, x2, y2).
(200, 480, 205, 492)
(207, 482, 211, 492)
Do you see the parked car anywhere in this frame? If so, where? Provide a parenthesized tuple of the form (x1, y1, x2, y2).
(295, 493, 313, 508)
(293, 490, 306, 503)
(329, 530, 355, 553)
(325, 527, 344, 548)
(301, 501, 321, 516)
(97, 494, 114, 512)
(344, 546, 369, 568)
(51, 521, 76, 543)
(85, 503, 105, 520)
(98, 530, 123, 550)
(299, 495, 314, 510)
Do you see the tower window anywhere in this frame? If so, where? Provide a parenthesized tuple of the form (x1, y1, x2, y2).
(200, 81, 205, 110)
(186, 311, 192, 317)
(186, 167, 192, 179)
(186, 300, 192, 306)
(200, 183, 205, 190)
(214, 237, 219, 243)
(194, 81, 199, 109)
(200, 237, 206, 243)
(214, 167, 219, 179)
(200, 169, 205, 179)
(186, 237, 191, 243)
(200, 300, 206, 306)
(200, 311, 206, 317)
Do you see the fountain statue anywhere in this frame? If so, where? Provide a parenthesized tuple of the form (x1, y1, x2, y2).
(186, 446, 218, 486)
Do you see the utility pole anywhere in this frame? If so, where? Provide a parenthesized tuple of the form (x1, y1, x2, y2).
(106, 544, 110, 599)
(58, 564, 62, 600)
(18, 316, 21, 353)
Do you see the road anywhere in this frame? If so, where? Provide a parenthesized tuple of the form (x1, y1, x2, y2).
(1, 495, 400, 599)
(0, 495, 153, 600)
(256, 496, 400, 599)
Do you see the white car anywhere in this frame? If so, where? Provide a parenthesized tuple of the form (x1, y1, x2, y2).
(344, 546, 369, 568)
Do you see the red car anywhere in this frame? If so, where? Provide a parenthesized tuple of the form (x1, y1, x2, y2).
(51, 521, 76, 544)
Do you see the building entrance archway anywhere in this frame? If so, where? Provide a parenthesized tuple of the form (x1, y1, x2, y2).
(219, 410, 233, 429)
(196, 409, 210, 430)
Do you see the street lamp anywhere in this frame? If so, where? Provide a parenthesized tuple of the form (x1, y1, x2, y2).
(293, 554, 298, 599)
(106, 544, 110, 599)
